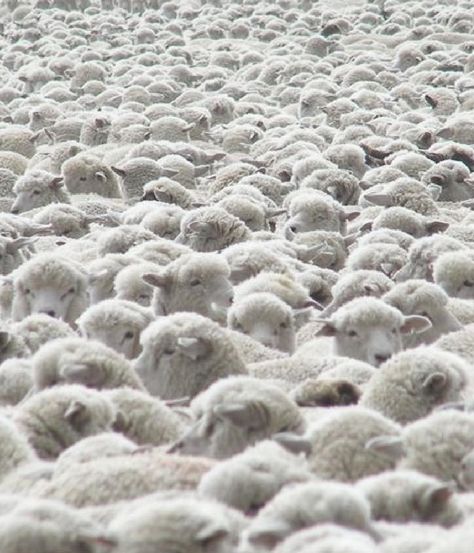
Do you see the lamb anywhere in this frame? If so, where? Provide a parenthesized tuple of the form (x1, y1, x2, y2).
(383, 280, 462, 347)
(243, 481, 378, 551)
(275, 406, 401, 482)
(227, 292, 297, 353)
(169, 375, 304, 459)
(12, 384, 117, 460)
(356, 470, 463, 527)
(11, 170, 69, 214)
(433, 250, 474, 298)
(77, 299, 154, 359)
(143, 252, 233, 321)
(360, 347, 468, 424)
(62, 154, 125, 199)
(135, 310, 248, 400)
(198, 440, 314, 514)
(298, 297, 431, 367)
(176, 206, 252, 252)
(111, 157, 178, 199)
(32, 337, 145, 392)
(11, 254, 89, 327)
(106, 387, 184, 447)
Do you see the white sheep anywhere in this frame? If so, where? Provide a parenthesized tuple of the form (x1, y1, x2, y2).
(228, 292, 297, 353)
(111, 157, 178, 199)
(11, 170, 69, 214)
(360, 347, 468, 424)
(135, 312, 247, 400)
(11, 254, 89, 327)
(77, 299, 154, 359)
(433, 250, 474, 298)
(170, 375, 304, 459)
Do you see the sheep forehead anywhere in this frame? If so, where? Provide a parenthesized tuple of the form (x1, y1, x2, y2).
(232, 293, 291, 323)
(80, 306, 145, 331)
(172, 253, 230, 280)
(17, 258, 83, 291)
(331, 298, 403, 329)
(386, 280, 447, 308)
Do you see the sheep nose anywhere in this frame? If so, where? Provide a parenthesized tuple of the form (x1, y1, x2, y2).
(374, 353, 390, 365)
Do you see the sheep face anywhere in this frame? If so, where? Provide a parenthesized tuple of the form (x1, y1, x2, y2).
(11, 175, 65, 214)
(317, 299, 431, 367)
(83, 325, 141, 360)
(17, 284, 77, 321)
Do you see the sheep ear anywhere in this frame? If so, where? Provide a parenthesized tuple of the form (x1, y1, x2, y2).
(342, 210, 360, 222)
(49, 176, 64, 189)
(427, 184, 442, 200)
(95, 171, 106, 182)
(265, 208, 287, 219)
(142, 272, 170, 289)
(60, 363, 103, 387)
(272, 432, 312, 455)
(422, 372, 447, 394)
(420, 485, 453, 517)
(248, 522, 289, 549)
(210, 151, 226, 162)
(314, 321, 337, 337)
(111, 166, 126, 178)
(0, 331, 10, 350)
(424, 94, 437, 108)
(162, 168, 180, 178)
(64, 400, 87, 427)
(425, 220, 449, 234)
(214, 401, 270, 430)
(6, 237, 37, 254)
(365, 435, 405, 460)
(301, 298, 324, 311)
(430, 175, 445, 186)
(95, 117, 107, 128)
(88, 269, 109, 284)
(195, 522, 229, 545)
(194, 165, 209, 177)
(401, 315, 431, 334)
(188, 221, 218, 238)
(364, 193, 392, 206)
(176, 337, 210, 360)
(344, 232, 360, 247)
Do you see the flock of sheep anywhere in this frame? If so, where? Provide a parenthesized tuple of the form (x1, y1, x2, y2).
(2, 0, 474, 550)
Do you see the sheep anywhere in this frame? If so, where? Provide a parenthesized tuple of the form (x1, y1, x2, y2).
(77, 300, 154, 359)
(299, 297, 431, 367)
(135, 312, 247, 400)
(356, 470, 463, 527)
(62, 154, 125, 199)
(0, 413, 37, 483)
(371, 206, 449, 238)
(274, 526, 378, 553)
(301, 168, 361, 205)
(141, 177, 196, 209)
(11, 170, 69, 214)
(243, 481, 378, 551)
(436, 323, 474, 364)
(106, 387, 184, 447)
(283, 190, 353, 236)
(31, 337, 145, 392)
(360, 347, 468, 424)
(169, 375, 304, 459)
(227, 292, 296, 353)
(176, 205, 252, 252)
(87, 253, 138, 305)
(383, 280, 462, 347)
(112, 262, 159, 307)
(33, 451, 215, 507)
(433, 250, 474, 298)
(198, 440, 314, 514)
(97, 495, 245, 553)
(12, 384, 117, 460)
(0, 358, 33, 406)
(322, 270, 394, 316)
(290, 378, 362, 408)
(422, 160, 474, 202)
(142, 252, 233, 322)
(275, 406, 401, 482)
(95, 225, 157, 256)
(11, 254, 88, 327)
(0, 126, 35, 159)
(111, 157, 179, 199)
(345, 242, 408, 279)
(393, 235, 467, 282)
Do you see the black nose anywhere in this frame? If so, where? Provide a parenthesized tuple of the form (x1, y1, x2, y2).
(374, 353, 390, 365)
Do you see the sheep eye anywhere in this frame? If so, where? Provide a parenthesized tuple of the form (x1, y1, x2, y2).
(419, 311, 429, 318)
(138, 294, 150, 300)
(32, 190, 41, 195)
(79, 176, 87, 182)
(124, 331, 134, 340)
(347, 330, 358, 337)
(163, 347, 175, 355)
(190, 279, 201, 286)
(68, 287, 75, 294)
(24, 288, 31, 295)
(280, 321, 289, 329)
